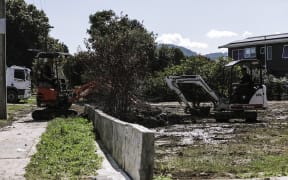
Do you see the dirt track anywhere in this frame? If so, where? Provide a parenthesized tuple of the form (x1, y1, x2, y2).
(152, 101, 288, 179)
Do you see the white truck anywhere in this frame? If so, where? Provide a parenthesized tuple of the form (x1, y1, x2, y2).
(6, 65, 32, 103)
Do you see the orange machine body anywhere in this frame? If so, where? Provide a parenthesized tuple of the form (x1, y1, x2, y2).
(36, 87, 59, 107)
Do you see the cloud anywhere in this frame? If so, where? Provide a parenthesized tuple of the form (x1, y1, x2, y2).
(206, 29, 238, 39)
(156, 33, 208, 50)
(242, 31, 253, 37)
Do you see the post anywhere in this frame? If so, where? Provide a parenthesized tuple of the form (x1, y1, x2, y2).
(0, 0, 7, 119)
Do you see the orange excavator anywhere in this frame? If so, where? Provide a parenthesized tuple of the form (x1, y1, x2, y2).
(32, 52, 100, 120)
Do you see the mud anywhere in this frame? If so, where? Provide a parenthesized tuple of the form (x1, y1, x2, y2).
(151, 101, 288, 179)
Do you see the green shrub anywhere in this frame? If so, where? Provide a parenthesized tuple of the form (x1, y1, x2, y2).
(265, 75, 288, 100)
(143, 56, 230, 101)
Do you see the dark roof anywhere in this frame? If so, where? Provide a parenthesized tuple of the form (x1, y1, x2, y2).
(219, 33, 288, 48)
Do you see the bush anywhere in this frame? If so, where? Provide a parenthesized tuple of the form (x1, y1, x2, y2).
(143, 56, 230, 102)
(265, 74, 288, 100)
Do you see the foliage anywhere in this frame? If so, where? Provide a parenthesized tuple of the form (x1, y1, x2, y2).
(265, 74, 288, 100)
(25, 117, 102, 179)
(77, 10, 156, 117)
(150, 45, 185, 72)
(6, 0, 68, 69)
(143, 56, 231, 101)
(63, 51, 95, 86)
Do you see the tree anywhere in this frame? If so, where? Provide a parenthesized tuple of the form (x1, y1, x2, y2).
(6, 0, 68, 69)
(64, 51, 93, 86)
(149, 45, 185, 72)
(83, 10, 156, 117)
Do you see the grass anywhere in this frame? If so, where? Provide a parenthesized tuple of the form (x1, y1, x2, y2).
(25, 117, 102, 179)
(26, 95, 36, 105)
(0, 95, 36, 128)
(0, 103, 33, 128)
(155, 124, 288, 179)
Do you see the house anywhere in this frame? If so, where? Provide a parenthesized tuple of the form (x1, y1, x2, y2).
(219, 33, 288, 76)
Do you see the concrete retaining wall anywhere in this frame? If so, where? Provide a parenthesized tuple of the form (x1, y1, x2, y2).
(85, 105, 154, 180)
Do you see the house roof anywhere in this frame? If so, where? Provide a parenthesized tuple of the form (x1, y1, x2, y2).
(219, 33, 288, 48)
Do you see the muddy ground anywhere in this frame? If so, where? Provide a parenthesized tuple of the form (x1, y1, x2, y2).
(4, 101, 288, 179)
(151, 101, 288, 179)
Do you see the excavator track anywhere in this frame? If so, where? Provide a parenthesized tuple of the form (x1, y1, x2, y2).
(32, 108, 78, 120)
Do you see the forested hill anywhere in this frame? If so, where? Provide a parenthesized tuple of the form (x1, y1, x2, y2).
(158, 43, 228, 60)
(158, 44, 198, 57)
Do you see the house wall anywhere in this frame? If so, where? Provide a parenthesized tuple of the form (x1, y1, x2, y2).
(228, 43, 288, 76)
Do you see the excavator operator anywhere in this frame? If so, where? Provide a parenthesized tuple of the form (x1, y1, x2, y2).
(232, 67, 254, 103)
(240, 67, 252, 85)
(38, 59, 55, 88)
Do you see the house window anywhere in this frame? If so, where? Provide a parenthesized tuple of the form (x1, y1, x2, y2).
(232, 50, 238, 60)
(283, 45, 288, 59)
(239, 49, 244, 59)
(260, 46, 272, 60)
(244, 47, 256, 58)
(260, 47, 265, 54)
(267, 46, 272, 60)
(232, 49, 244, 60)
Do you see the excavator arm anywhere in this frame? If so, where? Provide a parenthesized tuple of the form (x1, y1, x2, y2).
(165, 75, 219, 114)
(69, 81, 99, 103)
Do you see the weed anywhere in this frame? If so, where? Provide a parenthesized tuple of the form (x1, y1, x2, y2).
(26, 95, 36, 105)
(25, 117, 102, 179)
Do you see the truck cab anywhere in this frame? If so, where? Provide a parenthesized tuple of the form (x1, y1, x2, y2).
(6, 65, 31, 103)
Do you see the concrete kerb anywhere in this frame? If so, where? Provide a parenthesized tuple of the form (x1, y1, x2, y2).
(84, 105, 155, 180)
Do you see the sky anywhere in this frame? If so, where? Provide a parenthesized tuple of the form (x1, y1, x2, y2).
(25, 0, 288, 55)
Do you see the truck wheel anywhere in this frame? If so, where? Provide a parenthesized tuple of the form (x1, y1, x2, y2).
(7, 90, 18, 103)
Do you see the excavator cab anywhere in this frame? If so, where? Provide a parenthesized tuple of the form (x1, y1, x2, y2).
(224, 59, 267, 109)
(34, 52, 72, 109)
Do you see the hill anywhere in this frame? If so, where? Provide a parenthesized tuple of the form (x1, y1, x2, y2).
(158, 43, 228, 60)
(205, 52, 228, 60)
(158, 44, 198, 57)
